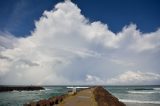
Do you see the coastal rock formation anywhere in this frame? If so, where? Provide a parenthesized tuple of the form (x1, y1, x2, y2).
(0, 86, 44, 92)
(24, 86, 126, 106)
(93, 86, 126, 106)
(24, 95, 65, 106)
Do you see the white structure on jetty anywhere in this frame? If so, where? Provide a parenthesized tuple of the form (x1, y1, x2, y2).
(67, 86, 89, 94)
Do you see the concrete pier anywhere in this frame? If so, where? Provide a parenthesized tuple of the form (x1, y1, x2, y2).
(24, 86, 126, 106)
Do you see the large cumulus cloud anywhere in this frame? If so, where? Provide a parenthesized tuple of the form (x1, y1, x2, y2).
(0, 1, 160, 85)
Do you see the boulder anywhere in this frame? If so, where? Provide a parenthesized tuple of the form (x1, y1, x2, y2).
(93, 86, 126, 106)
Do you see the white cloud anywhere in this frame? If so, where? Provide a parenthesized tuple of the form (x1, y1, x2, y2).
(110, 59, 135, 67)
(107, 71, 160, 85)
(0, 1, 160, 85)
(0, 32, 18, 51)
(129, 28, 160, 52)
(85, 74, 105, 84)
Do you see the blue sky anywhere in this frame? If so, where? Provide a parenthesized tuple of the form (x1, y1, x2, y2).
(0, 0, 160, 85)
(0, 0, 160, 36)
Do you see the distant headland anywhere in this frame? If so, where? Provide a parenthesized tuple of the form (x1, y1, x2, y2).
(0, 86, 44, 92)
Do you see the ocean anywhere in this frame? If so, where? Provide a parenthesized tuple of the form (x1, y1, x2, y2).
(0, 85, 160, 106)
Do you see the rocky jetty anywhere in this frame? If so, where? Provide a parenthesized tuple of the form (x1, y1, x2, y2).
(24, 95, 66, 106)
(0, 86, 44, 92)
(24, 86, 125, 106)
(93, 86, 126, 106)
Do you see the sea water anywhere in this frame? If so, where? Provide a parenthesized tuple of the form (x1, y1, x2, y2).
(105, 85, 160, 106)
(0, 85, 160, 106)
(0, 86, 68, 106)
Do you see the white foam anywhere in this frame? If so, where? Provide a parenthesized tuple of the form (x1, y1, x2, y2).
(120, 99, 160, 104)
(67, 86, 89, 89)
(127, 90, 158, 94)
(44, 88, 51, 91)
(153, 88, 160, 90)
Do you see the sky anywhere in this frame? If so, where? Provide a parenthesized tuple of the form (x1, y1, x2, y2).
(0, 0, 160, 85)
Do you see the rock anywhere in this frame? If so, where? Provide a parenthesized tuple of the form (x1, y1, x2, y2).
(30, 102, 37, 106)
(93, 86, 126, 106)
(37, 100, 50, 106)
(24, 95, 65, 106)
(24, 102, 37, 106)
(0, 86, 44, 92)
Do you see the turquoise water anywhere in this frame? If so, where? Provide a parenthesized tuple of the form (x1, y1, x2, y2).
(105, 86, 160, 105)
(0, 85, 160, 106)
(0, 86, 68, 106)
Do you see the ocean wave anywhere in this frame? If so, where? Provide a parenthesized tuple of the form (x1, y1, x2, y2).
(120, 99, 160, 104)
(67, 86, 89, 89)
(127, 90, 159, 94)
(44, 88, 52, 91)
(12, 90, 20, 92)
(134, 88, 153, 90)
(11, 90, 37, 93)
(153, 88, 160, 90)
(11, 89, 47, 92)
